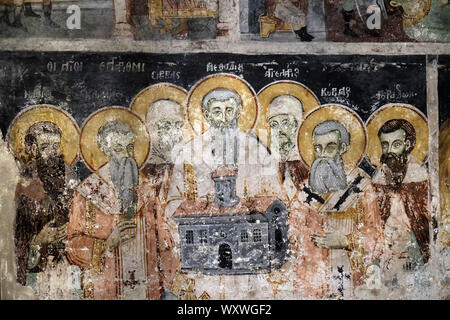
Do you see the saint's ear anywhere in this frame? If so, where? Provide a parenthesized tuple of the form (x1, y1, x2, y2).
(293, 119, 298, 128)
(203, 109, 211, 121)
(235, 105, 241, 119)
(405, 139, 412, 153)
(29, 143, 38, 158)
(339, 142, 349, 155)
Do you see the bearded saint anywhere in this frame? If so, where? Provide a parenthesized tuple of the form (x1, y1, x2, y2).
(372, 119, 431, 295)
(297, 120, 383, 299)
(166, 88, 284, 300)
(14, 121, 80, 299)
(264, 94, 311, 298)
(66, 121, 161, 300)
(141, 99, 184, 297)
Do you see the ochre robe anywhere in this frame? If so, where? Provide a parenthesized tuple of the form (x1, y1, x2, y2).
(290, 167, 383, 298)
(66, 163, 161, 300)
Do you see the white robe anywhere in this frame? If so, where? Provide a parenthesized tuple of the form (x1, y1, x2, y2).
(165, 128, 284, 299)
(274, 0, 307, 30)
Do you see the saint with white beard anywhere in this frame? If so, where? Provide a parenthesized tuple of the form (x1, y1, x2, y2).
(294, 105, 383, 299)
(166, 78, 283, 300)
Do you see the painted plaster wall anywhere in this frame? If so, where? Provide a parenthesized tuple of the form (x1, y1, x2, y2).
(0, 0, 449, 300)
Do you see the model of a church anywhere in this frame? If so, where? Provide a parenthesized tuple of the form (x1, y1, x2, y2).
(174, 165, 288, 275)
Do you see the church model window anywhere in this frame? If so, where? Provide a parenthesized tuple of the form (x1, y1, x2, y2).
(186, 230, 194, 244)
(253, 229, 262, 242)
(174, 165, 289, 275)
(240, 231, 249, 242)
(199, 230, 208, 244)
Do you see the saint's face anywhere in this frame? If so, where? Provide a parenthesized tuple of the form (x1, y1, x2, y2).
(155, 116, 184, 151)
(268, 114, 298, 157)
(103, 131, 135, 162)
(379, 128, 410, 157)
(204, 98, 240, 129)
(35, 132, 62, 161)
(312, 130, 344, 160)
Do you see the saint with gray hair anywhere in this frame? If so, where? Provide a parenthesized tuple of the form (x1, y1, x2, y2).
(67, 114, 162, 300)
(97, 120, 139, 219)
(309, 120, 350, 194)
(201, 88, 243, 166)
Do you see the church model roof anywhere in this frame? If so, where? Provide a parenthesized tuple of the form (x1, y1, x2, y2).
(173, 196, 279, 218)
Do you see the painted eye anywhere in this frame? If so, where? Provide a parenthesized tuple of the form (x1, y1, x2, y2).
(270, 121, 278, 128)
(282, 119, 289, 126)
(314, 145, 322, 153)
(393, 142, 403, 148)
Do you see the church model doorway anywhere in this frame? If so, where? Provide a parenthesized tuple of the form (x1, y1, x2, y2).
(218, 244, 233, 269)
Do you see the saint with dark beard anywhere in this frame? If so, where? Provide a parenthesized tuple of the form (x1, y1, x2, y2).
(372, 118, 431, 296)
(14, 121, 79, 298)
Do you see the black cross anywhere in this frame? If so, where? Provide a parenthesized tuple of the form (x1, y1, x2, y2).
(302, 185, 325, 205)
(123, 270, 140, 289)
(332, 265, 351, 298)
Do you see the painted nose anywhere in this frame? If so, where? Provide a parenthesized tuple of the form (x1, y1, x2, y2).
(388, 144, 396, 153)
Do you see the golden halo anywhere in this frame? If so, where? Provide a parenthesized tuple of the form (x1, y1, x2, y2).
(254, 80, 320, 147)
(186, 73, 259, 135)
(7, 105, 80, 166)
(129, 83, 195, 141)
(366, 103, 429, 167)
(80, 107, 150, 171)
(298, 104, 367, 169)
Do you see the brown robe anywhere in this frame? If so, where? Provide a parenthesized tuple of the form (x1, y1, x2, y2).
(14, 161, 74, 286)
(374, 180, 431, 263)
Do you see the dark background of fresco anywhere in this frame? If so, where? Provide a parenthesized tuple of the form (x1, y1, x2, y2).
(0, 52, 427, 179)
(439, 55, 450, 128)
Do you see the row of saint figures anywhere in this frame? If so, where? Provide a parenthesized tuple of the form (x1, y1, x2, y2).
(7, 75, 432, 299)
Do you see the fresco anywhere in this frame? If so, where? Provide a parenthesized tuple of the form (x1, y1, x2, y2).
(240, 0, 450, 42)
(439, 56, 450, 296)
(0, 0, 222, 40)
(0, 52, 440, 299)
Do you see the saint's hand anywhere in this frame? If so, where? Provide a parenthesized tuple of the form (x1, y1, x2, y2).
(106, 220, 137, 250)
(311, 232, 348, 250)
(34, 221, 67, 246)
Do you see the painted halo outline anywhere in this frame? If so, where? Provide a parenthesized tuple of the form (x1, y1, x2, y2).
(365, 103, 429, 168)
(7, 104, 80, 166)
(186, 73, 259, 135)
(79, 106, 150, 172)
(129, 82, 195, 142)
(255, 80, 320, 148)
(297, 103, 368, 169)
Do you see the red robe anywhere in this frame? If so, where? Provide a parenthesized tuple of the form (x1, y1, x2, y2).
(66, 163, 161, 300)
